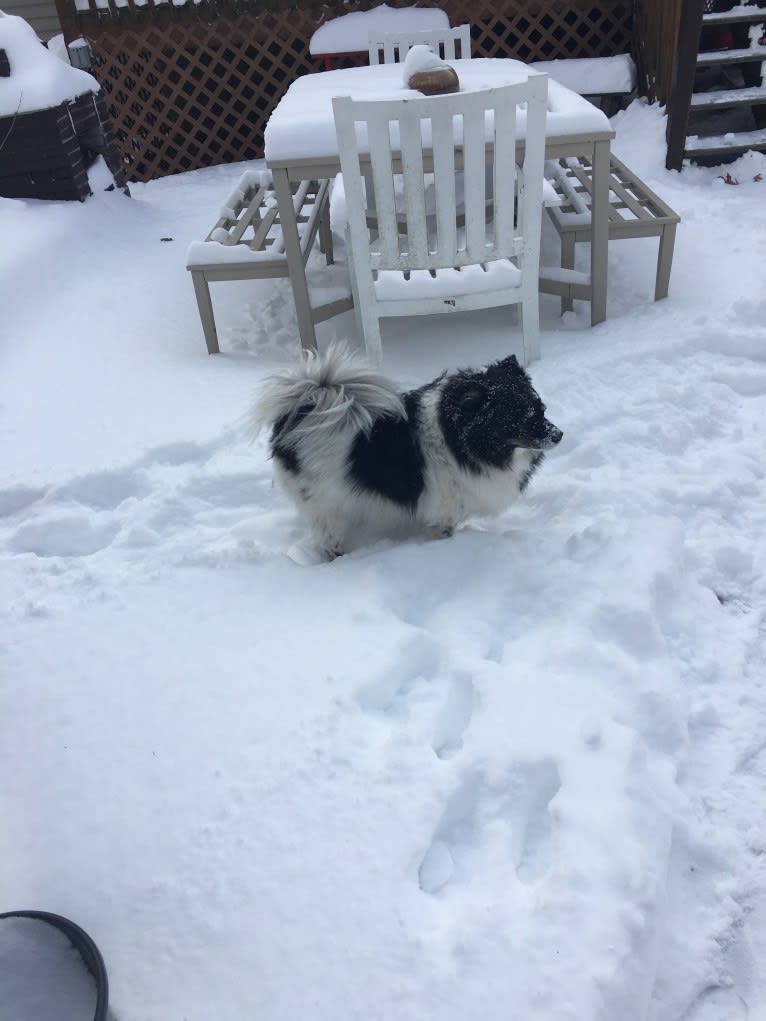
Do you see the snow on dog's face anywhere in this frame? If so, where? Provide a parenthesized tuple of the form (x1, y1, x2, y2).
(437, 354, 563, 471)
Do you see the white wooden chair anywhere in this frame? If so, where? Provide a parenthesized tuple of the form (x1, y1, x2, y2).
(332, 76, 549, 365)
(367, 24, 472, 64)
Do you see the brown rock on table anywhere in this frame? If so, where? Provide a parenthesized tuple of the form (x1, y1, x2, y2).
(407, 66, 460, 95)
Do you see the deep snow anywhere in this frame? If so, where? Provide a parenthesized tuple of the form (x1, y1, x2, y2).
(1, 99, 766, 1021)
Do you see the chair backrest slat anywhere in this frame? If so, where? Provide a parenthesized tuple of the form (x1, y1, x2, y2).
(492, 96, 516, 253)
(430, 102, 458, 264)
(461, 99, 488, 261)
(399, 114, 429, 263)
(368, 24, 471, 65)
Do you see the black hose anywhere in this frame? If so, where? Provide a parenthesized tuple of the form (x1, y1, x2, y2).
(0, 910, 109, 1021)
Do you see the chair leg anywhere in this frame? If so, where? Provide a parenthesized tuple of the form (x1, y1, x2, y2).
(190, 271, 220, 355)
(519, 294, 541, 366)
(654, 223, 677, 301)
(560, 233, 575, 315)
(361, 312, 383, 366)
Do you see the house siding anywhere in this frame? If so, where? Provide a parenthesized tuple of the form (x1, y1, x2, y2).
(3, 0, 63, 41)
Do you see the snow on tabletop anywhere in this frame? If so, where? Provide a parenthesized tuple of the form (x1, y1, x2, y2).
(0, 13, 99, 117)
(3, 101, 766, 1021)
(530, 54, 637, 97)
(309, 3, 449, 55)
(265, 58, 610, 164)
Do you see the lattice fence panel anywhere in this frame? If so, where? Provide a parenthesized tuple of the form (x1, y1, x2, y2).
(458, 1, 632, 62)
(61, 0, 632, 182)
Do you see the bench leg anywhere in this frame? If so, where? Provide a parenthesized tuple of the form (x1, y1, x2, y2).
(272, 167, 318, 354)
(654, 222, 677, 301)
(560, 233, 576, 315)
(190, 271, 220, 355)
(589, 140, 610, 327)
(318, 192, 334, 266)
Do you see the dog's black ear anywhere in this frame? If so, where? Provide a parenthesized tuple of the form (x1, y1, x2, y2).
(495, 354, 521, 372)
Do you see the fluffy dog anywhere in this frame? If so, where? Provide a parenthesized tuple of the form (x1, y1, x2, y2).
(253, 344, 562, 556)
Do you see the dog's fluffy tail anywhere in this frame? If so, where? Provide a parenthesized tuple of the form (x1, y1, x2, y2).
(252, 342, 405, 443)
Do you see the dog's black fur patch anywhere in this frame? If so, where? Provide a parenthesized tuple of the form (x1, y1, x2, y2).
(348, 391, 426, 510)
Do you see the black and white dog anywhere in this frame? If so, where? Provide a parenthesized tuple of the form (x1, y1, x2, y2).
(253, 344, 562, 556)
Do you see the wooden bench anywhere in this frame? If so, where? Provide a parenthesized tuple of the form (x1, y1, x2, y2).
(540, 152, 681, 314)
(186, 171, 351, 354)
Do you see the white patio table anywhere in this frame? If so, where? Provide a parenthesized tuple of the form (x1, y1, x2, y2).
(264, 58, 615, 351)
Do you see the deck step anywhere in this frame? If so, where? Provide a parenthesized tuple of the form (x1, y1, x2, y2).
(690, 85, 766, 108)
(697, 43, 766, 66)
(702, 7, 766, 27)
(684, 125, 766, 157)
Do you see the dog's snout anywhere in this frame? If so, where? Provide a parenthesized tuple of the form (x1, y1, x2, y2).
(548, 424, 563, 445)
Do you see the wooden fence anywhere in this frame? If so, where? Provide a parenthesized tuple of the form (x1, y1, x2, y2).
(54, 0, 633, 183)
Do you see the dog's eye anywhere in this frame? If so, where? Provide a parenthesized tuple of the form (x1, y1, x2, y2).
(460, 388, 485, 411)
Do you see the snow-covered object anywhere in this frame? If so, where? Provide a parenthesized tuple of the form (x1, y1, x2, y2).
(46, 33, 71, 66)
(401, 43, 446, 86)
(0, 917, 97, 1020)
(0, 13, 99, 117)
(530, 54, 637, 96)
(309, 3, 448, 56)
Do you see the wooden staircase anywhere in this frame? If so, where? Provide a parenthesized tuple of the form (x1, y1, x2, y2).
(666, 0, 766, 169)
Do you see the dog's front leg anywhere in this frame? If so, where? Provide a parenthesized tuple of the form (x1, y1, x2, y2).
(313, 522, 346, 560)
(424, 523, 455, 541)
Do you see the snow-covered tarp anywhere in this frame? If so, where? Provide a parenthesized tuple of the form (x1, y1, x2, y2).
(310, 3, 449, 55)
(0, 13, 99, 118)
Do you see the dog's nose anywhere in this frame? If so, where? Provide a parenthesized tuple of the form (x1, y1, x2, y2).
(548, 425, 563, 445)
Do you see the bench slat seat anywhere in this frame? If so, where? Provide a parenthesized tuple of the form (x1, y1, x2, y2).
(540, 152, 680, 313)
(186, 171, 351, 354)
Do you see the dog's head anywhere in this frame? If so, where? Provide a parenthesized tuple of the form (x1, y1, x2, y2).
(438, 354, 563, 470)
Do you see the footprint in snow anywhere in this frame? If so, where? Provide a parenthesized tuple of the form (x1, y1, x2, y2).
(432, 670, 475, 760)
(355, 631, 441, 715)
(418, 761, 562, 895)
(0, 485, 46, 517)
(52, 468, 149, 510)
(10, 513, 120, 557)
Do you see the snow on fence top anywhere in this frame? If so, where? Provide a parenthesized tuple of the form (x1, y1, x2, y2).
(530, 55, 636, 96)
(309, 4, 449, 56)
(0, 13, 99, 117)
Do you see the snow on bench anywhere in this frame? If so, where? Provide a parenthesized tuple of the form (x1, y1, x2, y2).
(530, 54, 636, 114)
(530, 54, 636, 97)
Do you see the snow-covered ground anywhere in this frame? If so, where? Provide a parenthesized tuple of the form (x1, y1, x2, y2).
(1, 99, 766, 1021)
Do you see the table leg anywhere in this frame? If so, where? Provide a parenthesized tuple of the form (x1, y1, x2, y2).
(590, 139, 610, 327)
(271, 167, 318, 353)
